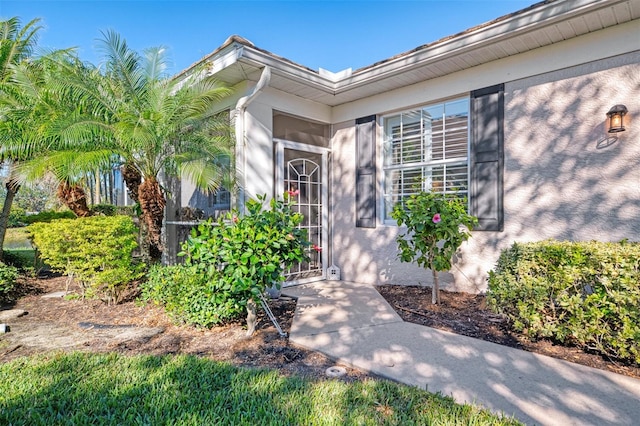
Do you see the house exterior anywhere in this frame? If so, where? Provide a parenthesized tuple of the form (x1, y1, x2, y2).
(176, 0, 640, 293)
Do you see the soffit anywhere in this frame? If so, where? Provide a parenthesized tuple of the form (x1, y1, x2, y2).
(191, 0, 639, 107)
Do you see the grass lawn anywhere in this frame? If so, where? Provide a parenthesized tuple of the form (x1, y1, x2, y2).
(3, 228, 40, 270)
(4, 227, 31, 250)
(0, 352, 521, 425)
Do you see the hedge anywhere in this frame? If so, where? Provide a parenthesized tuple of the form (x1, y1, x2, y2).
(28, 215, 143, 303)
(487, 240, 640, 364)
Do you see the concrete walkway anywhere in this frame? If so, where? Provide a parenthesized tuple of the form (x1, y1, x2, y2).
(284, 281, 640, 426)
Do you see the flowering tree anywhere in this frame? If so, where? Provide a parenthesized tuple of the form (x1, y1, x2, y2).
(391, 191, 477, 304)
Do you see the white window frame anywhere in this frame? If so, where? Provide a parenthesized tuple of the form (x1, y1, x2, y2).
(381, 97, 470, 224)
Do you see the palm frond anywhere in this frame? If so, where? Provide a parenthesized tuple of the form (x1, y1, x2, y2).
(0, 17, 42, 80)
(15, 149, 117, 185)
(143, 46, 169, 81)
(97, 30, 147, 108)
(178, 158, 232, 194)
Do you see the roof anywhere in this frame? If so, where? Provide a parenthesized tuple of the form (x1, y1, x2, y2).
(178, 0, 640, 107)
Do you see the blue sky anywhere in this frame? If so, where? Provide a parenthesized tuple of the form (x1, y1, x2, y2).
(2, 1, 535, 74)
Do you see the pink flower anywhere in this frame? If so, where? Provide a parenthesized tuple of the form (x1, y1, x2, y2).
(432, 213, 441, 224)
(312, 244, 322, 252)
(232, 216, 239, 223)
(287, 189, 300, 197)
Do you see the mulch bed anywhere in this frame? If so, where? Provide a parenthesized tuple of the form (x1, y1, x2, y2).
(376, 284, 640, 379)
(0, 275, 371, 382)
(3, 276, 638, 381)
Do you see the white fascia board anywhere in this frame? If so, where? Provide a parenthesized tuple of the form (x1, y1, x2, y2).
(333, 0, 622, 93)
(176, 43, 243, 83)
(208, 46, 245, 77)
(238, 48, 338, 94)
(332, 19, 640, 122)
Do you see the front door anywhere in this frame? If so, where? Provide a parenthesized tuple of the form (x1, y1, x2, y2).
(275, 139, 328, 285)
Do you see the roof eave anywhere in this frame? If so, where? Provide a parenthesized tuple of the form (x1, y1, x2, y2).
(335, 0, 620, 92)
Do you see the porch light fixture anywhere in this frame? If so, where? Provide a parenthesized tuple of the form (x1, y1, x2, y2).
(606, 104, 628, 133)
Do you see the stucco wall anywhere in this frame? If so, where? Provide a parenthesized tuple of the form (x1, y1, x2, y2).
(241, 99, 275, 203)
(332, 51, 640, 293)
(502, 53, 640, 243)
(238, 88, 332, 208)
(331, 121, 438, 289)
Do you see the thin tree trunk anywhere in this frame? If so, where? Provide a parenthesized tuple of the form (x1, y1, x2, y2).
(108, 170, 115, 205)
(102, 171, 108, 204)
(93, 169, 101, 205)
(138, 177, 165, 261)
(430, 261, 440, 305)
(0, 180, 20, 262)
(56, 182, 92, 217)
(246, 299, 257, 336)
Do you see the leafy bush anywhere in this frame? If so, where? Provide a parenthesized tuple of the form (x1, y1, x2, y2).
(182, 194, 309, 295)
(90, 204, 117, 216)
(487, 240, 640, 364)
(115, 205, 138, 217)
(142, 194, 309, 328)
(391, 191, 477, 304)
(2, 249, 40, 275)
(0, 261, 19, 305)
(7, 206, 27, 228)
(22, 210, 76, 224)
(29, 215, 144, 303)
(141, 264, 245, 327)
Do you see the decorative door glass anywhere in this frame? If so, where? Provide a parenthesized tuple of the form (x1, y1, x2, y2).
(283, 149, 324, 281)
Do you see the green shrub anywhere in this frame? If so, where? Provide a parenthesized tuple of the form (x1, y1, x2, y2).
(487, 240, 640, 364)
(115, 205, 138, 217)
(23, 210, 76, 224)
(28, 215, 144, 303)
(7, 206, 27, 228)
(142, 194, 309, 328)
(141, 264, 245, 327)
(184, 195, 308, 296)
(0, 261, 19, 305)
(90, 203, 117, 216)
(2, 249, 40, 275)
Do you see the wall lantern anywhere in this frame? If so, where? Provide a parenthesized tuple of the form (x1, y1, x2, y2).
(606, 104, 628, 133)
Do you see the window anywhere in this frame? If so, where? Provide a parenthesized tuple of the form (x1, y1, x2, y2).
(383, 98, 469, 221)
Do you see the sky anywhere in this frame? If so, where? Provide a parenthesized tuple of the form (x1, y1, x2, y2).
(2, 0, 535, 74)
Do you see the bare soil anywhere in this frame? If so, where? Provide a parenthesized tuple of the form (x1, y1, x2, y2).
(2, 276, 638, 382)
(0, 275, 370, 382)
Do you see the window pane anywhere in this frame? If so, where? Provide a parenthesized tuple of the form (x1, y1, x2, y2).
(383, 97, 469, 220)
(384, 115, 401, 167)
(445, 98, 468, 117)
(444, 99, 469, 160)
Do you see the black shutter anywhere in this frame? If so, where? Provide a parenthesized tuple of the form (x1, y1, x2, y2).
(355, 115, 376, 228)
(470, 84, 504, 231)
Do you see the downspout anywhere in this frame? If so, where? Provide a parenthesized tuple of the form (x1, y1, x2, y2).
(234, 66, 271, 212)
(329, 124, 335, 269)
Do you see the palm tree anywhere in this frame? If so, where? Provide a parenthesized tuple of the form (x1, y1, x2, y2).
(1, 47, 114, 220)
(0, 17, 42, 259)
(50, 31, 235, 260)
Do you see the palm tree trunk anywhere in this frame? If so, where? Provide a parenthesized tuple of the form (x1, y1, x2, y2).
(56, 182, 92, 217)
(122, 162, 141, 204)
(138, 176, 165, 261)
(0, 180, 20, 262)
